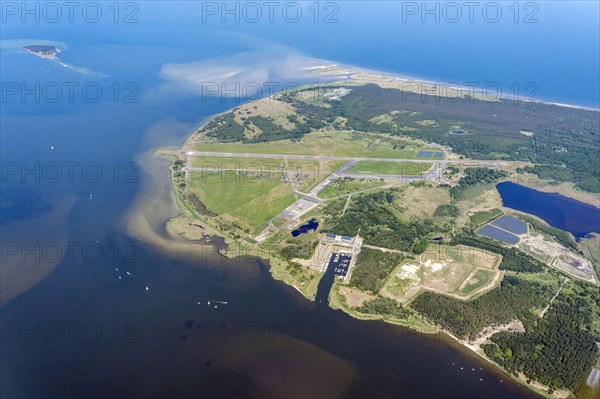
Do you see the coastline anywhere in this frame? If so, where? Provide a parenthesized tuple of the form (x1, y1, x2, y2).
(315, 61, 600, 112)
(148, 66, 597, 399)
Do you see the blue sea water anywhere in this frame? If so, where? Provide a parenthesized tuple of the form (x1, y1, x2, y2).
(3, 2, 598, 107)
(142, 1, 599, 108)
(1, 3, 597, 398)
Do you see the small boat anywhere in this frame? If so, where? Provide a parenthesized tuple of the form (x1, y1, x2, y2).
(145, 286, 149, 292)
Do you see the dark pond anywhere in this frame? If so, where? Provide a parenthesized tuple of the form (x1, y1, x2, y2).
(291, 218, 319, 237)
(496, 182, 600, 239)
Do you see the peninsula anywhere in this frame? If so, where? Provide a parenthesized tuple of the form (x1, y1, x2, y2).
(165, 65, 600, 399)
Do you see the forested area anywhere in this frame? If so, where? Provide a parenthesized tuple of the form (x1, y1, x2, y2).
(322, 191, 434, 252)
(433, 204, 459, 218)
(359, 296, 412, 319)
(184, 192, 216, 217)
(351, 248, 405, 292)
(328, 84, 599, 192)
(203, 113, 246, 141)
(450, 168, 508, 200)
(483, 285, 600, 392)
(410, 276, 553, 340)
(279, 237, 318, 261)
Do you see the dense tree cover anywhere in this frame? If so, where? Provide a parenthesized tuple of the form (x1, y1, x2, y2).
(322, 191, 434, 252)
(184, 192, 216, 217)
(454, 235, 545, 272)
(458, 168, 509, 187)
(483, 288, 599, 391)
(526, 127, 600, 193)
(359, 296, 412, 319)
(279, 236, 318, 260)
(351, 248, 405, 293)
(249, 115, 308, 142)
(450, 168, 508, 200)
(575, 176, 600, 193)
(204, 113, 246, 141)
(171, 159, 187, 189)
(412, 238, 429, 254)
(411, 276, 553, 340)
(433, 204, 459, 218)
(329, 84, 599, 191)
(520, 215, 578, 250)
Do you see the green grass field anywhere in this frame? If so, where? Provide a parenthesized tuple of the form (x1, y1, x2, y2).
(458, 269, 495, 296)
(384, 275, 418, 299)
(190, 156, 290, 170)
(190, 156, 345, 194)
(318, 178, 389, 199)
(347, 161, 433, 176)
(195, 131, 431, 159)
(190, 156, 342, 172)
(187, 171, 295, 229)
(470, 208, 503, 226)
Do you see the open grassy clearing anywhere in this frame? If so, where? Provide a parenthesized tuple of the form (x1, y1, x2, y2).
(385, 244, 502, 301)
(469, 208, 503, 226)
(346, 161, 433, 175)
(318, 177, 390, 199)
(190, 156, 345, 193)
(579, 233, 600, 275)
(380, 264, 422, 304)
(195, 130, 431, 159)
(455, 184, 504, 227)
(231, 98, 298, 132)
(393, 182, 451, 220)
(457, 268, 496, 296)
(187, 171, 295, 230)
(283, 159, 347, 192)
(190, 156, 344, 174)
(329, 281, 438, 333)
(268, 257, 322, 301)
(446, 245, 501, 269)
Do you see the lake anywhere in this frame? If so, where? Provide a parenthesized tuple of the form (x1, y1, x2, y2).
(496, 182, 600, 239)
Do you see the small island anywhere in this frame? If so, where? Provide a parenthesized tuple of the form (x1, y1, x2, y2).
(165, 66, 600, 399)
(23, 44, 60, 60)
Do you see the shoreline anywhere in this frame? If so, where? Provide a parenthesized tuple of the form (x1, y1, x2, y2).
(155, 68, 594, 399)
(327, 282, 553, 398)
(315, 60, 600, 112)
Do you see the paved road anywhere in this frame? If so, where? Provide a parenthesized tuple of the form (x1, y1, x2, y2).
(186, 150, 512, 165)
(338, 173, 433, 181)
